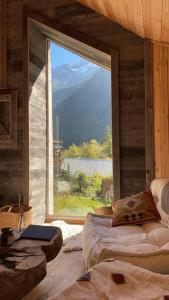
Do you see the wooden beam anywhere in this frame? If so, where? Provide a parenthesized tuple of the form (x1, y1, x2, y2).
(144, 39, 155, 187)
(0, 0, 6, 88)
(27, 10, 113, 55)
(111, 49, 120, 199)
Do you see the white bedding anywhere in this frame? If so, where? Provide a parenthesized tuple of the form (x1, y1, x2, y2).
(48, 259, 169, 300)
(83, 213, 169, 273)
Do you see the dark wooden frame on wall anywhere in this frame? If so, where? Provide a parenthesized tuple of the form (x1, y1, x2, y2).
(144, 39, 155, 187)
(0, 89, 17, 148)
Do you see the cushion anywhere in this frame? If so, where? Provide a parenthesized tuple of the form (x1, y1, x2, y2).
(48, 259, 169, 300)
(150, 178, 169, 228)
(82, 213, 169, 273)
(112, 191, 160, 227)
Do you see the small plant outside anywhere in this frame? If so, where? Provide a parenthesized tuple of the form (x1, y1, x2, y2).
(53, 126, 113, 217)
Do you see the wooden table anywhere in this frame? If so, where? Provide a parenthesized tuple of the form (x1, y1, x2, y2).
(0, 227, 63, 300)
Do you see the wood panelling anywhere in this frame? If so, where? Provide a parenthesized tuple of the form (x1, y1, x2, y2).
(29, 21, 47, 223)
(26, 1, 142, 49)
(153, 44, 169, 178)
(0, 0, 23, 201)
(25, 1, 147, 197)
(119, 43, 146, 197)
(77, 0, 169, 44)
(27, 11, 112, 56)
(0, 0, 147, 216)
(144, 39, 154, 186)
(0, 0, 6, 88)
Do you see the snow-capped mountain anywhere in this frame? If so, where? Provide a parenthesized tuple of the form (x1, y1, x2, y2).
(52, 60, 100, 107)
(52, 59, 99, 90)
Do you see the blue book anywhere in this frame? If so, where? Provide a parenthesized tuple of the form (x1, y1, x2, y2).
(20, 225, 57, 241)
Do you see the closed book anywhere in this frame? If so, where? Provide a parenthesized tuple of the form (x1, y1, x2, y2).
(20, 225, 57, 241)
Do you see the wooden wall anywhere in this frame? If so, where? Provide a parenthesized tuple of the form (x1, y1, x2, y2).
(26, 1, 147, 198)
(153, 43, 169, 178)
(0, 0, 6, 88)
(29, 21, 47, 223)
(0, 0, 24, 202)
(119, 44, 146, 197)
(0, 0, 148, 219)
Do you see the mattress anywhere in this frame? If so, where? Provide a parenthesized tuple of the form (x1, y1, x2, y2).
(82, 213, 169, 273)
(48, 259, 169, 300)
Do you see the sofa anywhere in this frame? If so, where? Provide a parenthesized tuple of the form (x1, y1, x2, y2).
(82, 178, 169, 273)
(45, 178, 169, 300)
(48, 178, 169, 300)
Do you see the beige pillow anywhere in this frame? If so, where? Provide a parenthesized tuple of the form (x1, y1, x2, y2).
(112, 191, 161, 227)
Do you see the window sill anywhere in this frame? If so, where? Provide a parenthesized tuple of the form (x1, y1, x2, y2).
(46, 215, 85, 225)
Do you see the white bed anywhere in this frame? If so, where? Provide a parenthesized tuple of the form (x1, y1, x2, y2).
(23, 178, 169, 299)
(82, 178, 169, 273)
(83, 212, 169, 273)
(48, 259, 169, 300)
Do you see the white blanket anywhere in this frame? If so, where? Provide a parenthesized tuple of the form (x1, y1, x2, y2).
(48, 259, 169, 300)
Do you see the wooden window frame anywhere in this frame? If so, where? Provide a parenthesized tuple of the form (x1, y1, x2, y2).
(111, 49, 120, 200)
(25, 12, 120, 224)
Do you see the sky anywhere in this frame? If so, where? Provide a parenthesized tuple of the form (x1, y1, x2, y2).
(50, 42, 87, 68)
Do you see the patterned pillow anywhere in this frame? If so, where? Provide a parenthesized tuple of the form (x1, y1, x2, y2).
(112, 191, 161, 227)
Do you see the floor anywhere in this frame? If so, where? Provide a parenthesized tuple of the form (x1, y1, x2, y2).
(22, 221, 85, 300)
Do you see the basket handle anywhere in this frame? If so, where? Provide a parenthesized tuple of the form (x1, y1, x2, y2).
(0, 205, 13, 212)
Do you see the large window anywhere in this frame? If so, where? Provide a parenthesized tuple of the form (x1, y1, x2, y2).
(49, 41, 113, 217)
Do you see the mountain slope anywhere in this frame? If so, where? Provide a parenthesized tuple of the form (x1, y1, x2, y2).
(52, 60, 99, 106)
(52, 63, 111, 147)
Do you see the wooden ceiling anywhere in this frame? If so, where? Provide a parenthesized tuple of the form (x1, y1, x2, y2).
(77, 0, 169, 44)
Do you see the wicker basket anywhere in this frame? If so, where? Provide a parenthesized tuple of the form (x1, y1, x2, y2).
(0, 205, 32, 229)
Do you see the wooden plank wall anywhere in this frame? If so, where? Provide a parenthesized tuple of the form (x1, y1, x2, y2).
(0, 0, 148, 219)
(30, 2, 147, 198)
(0, 0, 24, 202)
(153, 43, 169, 178)
(29, 21, 47, 223)
(144, 39, 154, 187)
(119, 44, 146, 197)
(0, 0, 6, 88)
(26, 10, 147, 199)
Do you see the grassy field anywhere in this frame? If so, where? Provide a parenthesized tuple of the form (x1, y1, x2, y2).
(53, 194, 106, 216)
